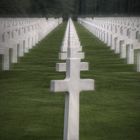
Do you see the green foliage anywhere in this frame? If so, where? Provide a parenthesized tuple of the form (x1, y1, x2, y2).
(79, 0, 140, 15)
(0, 0, 31, 16)
(0, 23, 66, 140)
(0, 0, 140, 17)
(75, 22, 140, 140)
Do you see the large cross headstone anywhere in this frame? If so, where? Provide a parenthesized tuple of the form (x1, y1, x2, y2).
(50, 19, 94, 140)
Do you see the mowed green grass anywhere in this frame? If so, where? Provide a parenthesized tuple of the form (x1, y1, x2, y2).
(0, 23, 66, 140)
(0, 22, 140, 140)
(75, 23, 140, 140)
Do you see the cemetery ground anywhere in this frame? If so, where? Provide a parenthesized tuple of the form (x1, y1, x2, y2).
(0, 22, 140, 140)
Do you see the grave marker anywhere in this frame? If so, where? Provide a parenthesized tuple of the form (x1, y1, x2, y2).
(51, 19, 94, 140)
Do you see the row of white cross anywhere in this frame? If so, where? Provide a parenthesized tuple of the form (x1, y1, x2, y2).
(0, 18, 62, 70)
(50, 18, 94, 140)
(78, 17, 140, 72)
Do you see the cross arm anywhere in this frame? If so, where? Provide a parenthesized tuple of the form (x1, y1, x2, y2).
(59, 52, 85, 60)
(80, 62, 89, 71)
(56, 62, 89, 72)
(59, 52, 67, 60)
(50, 79, 68, 92)
(56, 63, 66, 72)
(80, 79, 95, 91)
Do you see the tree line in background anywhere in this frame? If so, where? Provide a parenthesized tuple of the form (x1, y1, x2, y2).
(80, 0, 140, 16)
(0, 0, 140, 17)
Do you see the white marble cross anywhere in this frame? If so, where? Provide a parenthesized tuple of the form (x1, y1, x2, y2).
(51, 18, 94, 140)
(51, 27, 94, 140)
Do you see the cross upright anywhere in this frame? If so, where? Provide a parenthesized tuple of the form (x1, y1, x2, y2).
(51, 19, 94, 140)
(51, 45, 94, 140)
